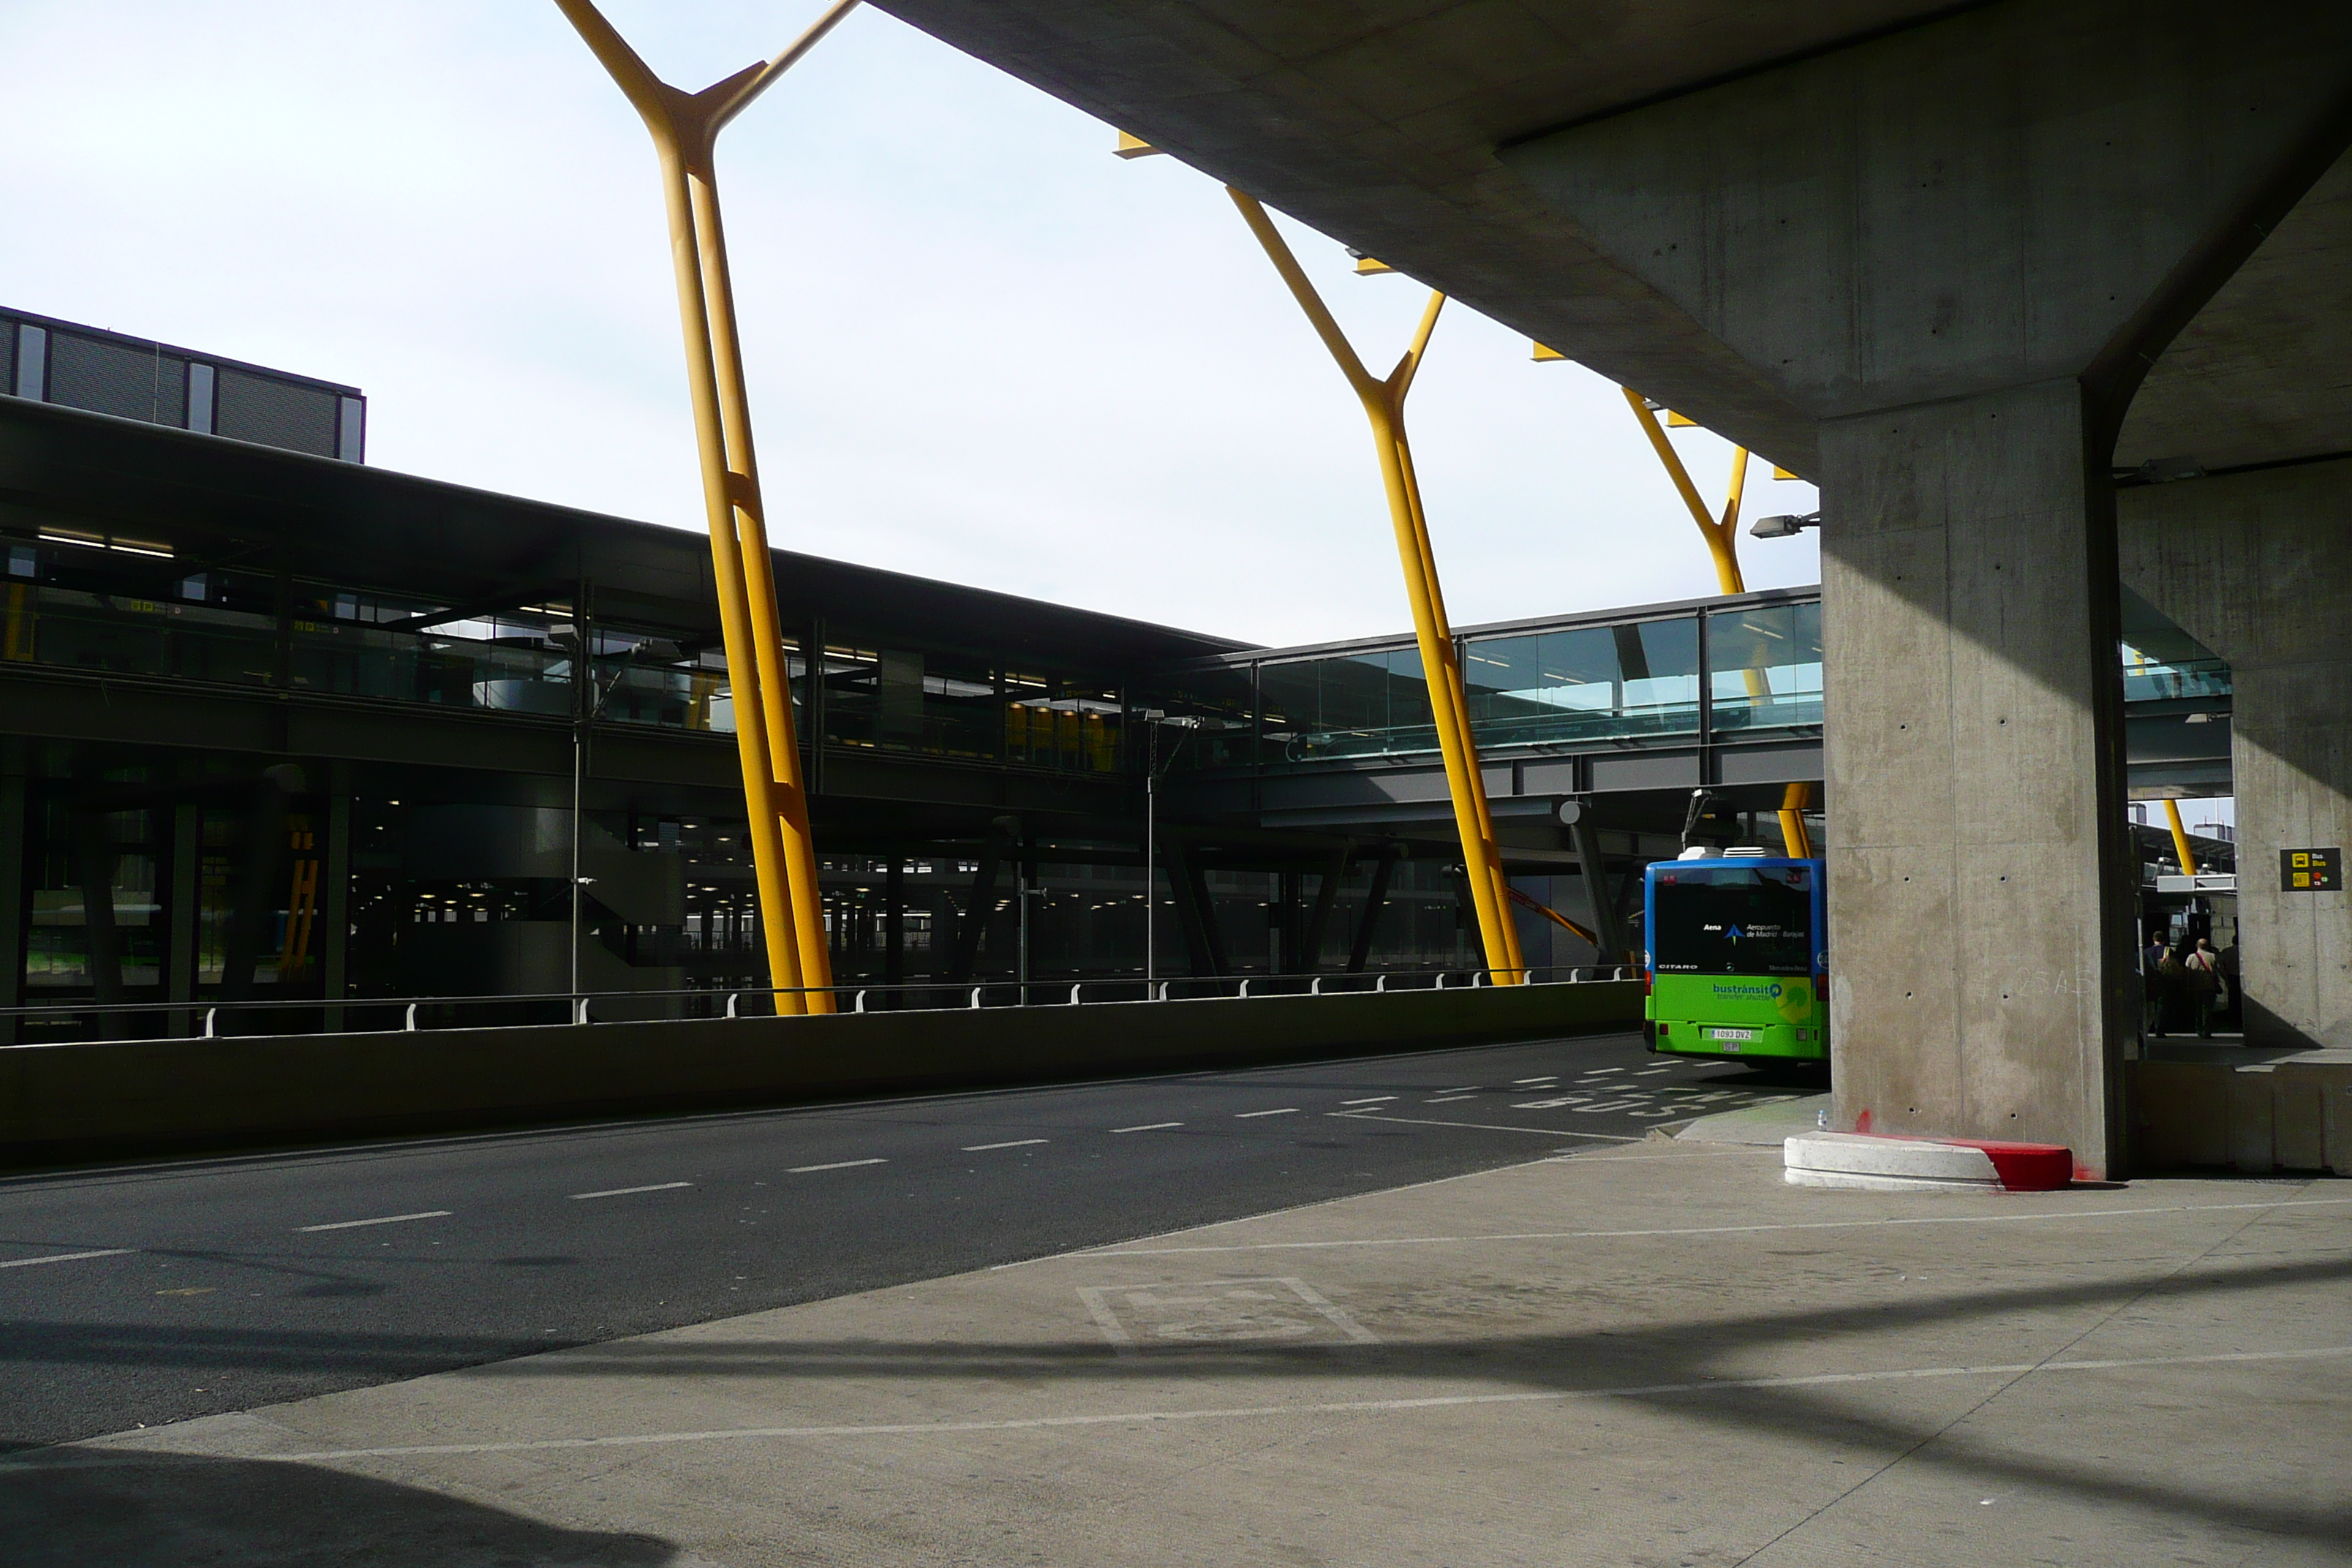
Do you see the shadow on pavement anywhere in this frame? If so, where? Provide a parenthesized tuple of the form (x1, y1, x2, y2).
(0, 1449, 685, 1567)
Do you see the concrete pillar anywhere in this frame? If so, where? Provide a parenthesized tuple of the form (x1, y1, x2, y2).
(1823, 382, 2138, 1168)
(2121, 457, 2352, 1049)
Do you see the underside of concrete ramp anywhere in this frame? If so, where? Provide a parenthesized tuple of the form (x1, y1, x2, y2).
(871, 0, 2352, 1176)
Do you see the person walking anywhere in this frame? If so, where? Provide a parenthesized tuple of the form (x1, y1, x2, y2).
(2142, 932, 2170, 1037)
(2156, 940, 2186, 1037)
(2183, 936, 2223, 1039)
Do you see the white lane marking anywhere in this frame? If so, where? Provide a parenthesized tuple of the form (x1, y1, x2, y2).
(788, 1159, 888, 1174)
(1437, 1085, 1481, 1093)
(295, 1211, 451, 1233)
(0, 1248, 134, 1270)
(1111, 1122, 1183, 1134)
(1512, 1077, 1558, 1086)
(570, 1183, 693, 1200)
(1235, 1108, 1299, 1118)
(1340, 1096, 1396, 1106)
(1424, 1095, 1480, 1104)
(1330, 1110, 1637, 1142)
(1580, 1068, 1625, 1076)
(1078, 1196, 2352, 1258)
(234, 1346, 2352, 1462)
(962, 1139, 1049, 1152)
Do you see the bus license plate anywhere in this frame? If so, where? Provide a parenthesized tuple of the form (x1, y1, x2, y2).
(1710, 1028, 1757, 1043)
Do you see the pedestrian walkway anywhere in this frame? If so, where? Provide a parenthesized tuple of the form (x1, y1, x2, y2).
(9, 1136, 2348, 1567)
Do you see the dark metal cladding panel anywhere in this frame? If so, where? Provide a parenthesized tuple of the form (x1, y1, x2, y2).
(46, 331, 186, 427)
(0, 320, 15, 396)
(216, 366, 338, 457)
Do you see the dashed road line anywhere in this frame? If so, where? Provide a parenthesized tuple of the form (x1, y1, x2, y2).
(962, 1139, 1049, 1152)
(788, 1159, 888, 1174)
(1512, 1077, 1557, 1086)
(1236, 1108, 1300, 1119)
(1340, 1096, 1396, 1106)
(297, 1211, 451, 1233)
(1110, 1122, 1183, 1134)
(570, 1183, 693, 1200)
(0, 1248, 134, 1270)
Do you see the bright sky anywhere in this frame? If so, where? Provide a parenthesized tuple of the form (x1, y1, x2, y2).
(1, 0, 1820, 651)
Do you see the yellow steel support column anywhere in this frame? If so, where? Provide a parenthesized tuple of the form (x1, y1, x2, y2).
(1621, 388, 1750, 596)
(1778, 781, 1814, 861)
(1226, 189, 1523, 981)
(554, 0, 855, 1012)
(2162, 799, 2202, 877)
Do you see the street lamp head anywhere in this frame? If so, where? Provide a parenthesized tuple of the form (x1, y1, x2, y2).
(1750, 510, 1822, 540)
(1345, 248, 1396, 276)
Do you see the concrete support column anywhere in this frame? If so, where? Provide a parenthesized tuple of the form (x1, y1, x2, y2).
(1822, 380, 2138, 1174)
(2122, 458, 2352, 1049)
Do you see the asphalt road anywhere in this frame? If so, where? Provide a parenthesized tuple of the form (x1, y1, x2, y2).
(0, 1029, 1813, 1449)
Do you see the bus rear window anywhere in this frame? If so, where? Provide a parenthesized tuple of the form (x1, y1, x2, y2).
(1652, 867, 1814, 976)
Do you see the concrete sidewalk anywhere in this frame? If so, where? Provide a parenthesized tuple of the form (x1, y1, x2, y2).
(7, 1141, 2348, 1567)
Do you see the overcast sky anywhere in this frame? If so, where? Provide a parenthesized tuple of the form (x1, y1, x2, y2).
(1, 0, 1820, 651)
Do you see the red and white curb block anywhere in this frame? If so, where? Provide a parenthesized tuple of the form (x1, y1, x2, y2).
(1784, 1131, 2073, 1193)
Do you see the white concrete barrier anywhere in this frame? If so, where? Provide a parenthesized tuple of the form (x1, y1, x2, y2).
(1784, 1131, 2071, 1192)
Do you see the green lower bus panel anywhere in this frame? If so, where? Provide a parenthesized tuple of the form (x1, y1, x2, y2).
(1646, 973, 1828, 1060)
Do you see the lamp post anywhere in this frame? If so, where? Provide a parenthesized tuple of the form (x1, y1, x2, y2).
(552, 0, 856, 1014)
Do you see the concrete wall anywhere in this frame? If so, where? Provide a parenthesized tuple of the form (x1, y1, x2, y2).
(2133, 1054, 2352, 1174)
(0, 980, 1640, 1167)
(2122, 457, 2352, 1050)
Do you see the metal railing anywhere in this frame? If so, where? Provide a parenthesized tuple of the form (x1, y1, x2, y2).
(0, 965, 1637, 1048)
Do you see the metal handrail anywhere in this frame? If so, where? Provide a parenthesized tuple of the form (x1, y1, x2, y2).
(0, 963, 1637, 1046)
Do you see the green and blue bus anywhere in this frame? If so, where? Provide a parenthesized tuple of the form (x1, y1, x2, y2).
(1643, 854, 1828, 1063)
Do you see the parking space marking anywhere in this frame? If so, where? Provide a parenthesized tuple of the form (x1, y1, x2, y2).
(788, 1159, 888, 1174)
(963, 1139, 1049, 1152)
(296, 1211, 451, 1233)
(1331, 1110, 1637, 1141)
(0, 1248, 134, 1270)
(238, 1346, 2352, 1461)
(1077, 1196, 2352, 1258)
(571, 1183, 693, 1200)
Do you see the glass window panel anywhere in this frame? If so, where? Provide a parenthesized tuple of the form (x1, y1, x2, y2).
(1259, 647, 1435, 761)
(1464, 617, 1700, 746)
(1137, 666, 1254, 772)
(1708, 603, 1823, 731)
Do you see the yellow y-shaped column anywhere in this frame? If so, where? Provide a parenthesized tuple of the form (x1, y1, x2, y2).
(554, 0, 857, 1011)
(1226, 191, 1524, 983)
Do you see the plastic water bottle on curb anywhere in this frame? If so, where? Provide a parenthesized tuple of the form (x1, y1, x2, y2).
(1817, 1107, 1829, 1130)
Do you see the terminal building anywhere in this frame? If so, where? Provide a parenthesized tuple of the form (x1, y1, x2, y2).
(0, 306, 2234, 1040)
